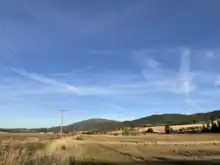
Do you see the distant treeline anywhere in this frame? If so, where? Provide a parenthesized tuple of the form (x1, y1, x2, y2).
(0, 128, 49, 133)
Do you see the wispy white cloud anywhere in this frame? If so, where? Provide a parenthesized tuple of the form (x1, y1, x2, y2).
(10, 68, 122, 97)
(176, 49, 197, 94)
(133, 48, 206, 110)
(8, 68, 149, 97)
(144, 57, 161, 69)
(178, 49, 202, 110)
(11, 68, 80, 93)
(137, 48, 197, 94)
(1, 48, 219, 107)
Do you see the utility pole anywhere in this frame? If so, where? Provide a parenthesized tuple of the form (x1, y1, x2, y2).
(60, 110, 67, 133)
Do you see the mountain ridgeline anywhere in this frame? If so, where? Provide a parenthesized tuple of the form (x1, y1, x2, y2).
(49, 110, 220, 132)
(49, 118, 121, 132)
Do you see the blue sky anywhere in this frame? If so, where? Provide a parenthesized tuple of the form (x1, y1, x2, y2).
(1, 0, 220, 128)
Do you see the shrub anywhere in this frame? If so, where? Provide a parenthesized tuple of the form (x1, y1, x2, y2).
(130, 130, 140, 136)
(122, 128, 130, 136)
(206, 121, 211, 129)
(218, 120, 220, 127)
(201, 120, 220, 133)
(165, 124, 171, 134)
(60, 144, 66, 150)
(76, 136, 83, 140)
(146, 128, 154, 133)
(211, 122, 219, 132)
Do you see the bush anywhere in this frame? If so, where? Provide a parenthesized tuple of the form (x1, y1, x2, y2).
(122, 128, 130, 136)
(206, 121, 211, 129)
(218, 120, 220, 127)
(201, 120, 220, 133)
(61, 144, 66, 150)
(86, 131, 94, 135)
(113, 133, 119, 136)
(146, 128, 154, 133)
(76, 136, 83, 140)
(211, 123, 219, 132)
(130, 130, 140, 136)
(165, 124, 171, 134)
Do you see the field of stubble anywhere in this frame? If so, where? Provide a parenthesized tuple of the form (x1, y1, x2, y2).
(0, 133, 220, 165)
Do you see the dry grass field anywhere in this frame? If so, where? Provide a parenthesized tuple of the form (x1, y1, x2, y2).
(81, 133, 220, 142)
(0, 132, 53, 141)
(0, 133, 220, 165)
(110, 123, 205, 134)
(139, 123, 204, 133)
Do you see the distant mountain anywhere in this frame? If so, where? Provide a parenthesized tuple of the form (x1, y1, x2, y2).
(123, 110, 220, 127)
(48, 110, 220, 132)
(123, 114, 190, 126)
(130, 110, 220, 125)
(49, 118, 121, 132)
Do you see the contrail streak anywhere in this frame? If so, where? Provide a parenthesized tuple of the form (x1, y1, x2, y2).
(179, 49, 202, 111)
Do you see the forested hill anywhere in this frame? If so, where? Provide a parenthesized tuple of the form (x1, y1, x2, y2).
(49, 110, 220, 132)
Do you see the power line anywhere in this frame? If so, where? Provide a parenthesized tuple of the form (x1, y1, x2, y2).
(60, 110, 67, 133)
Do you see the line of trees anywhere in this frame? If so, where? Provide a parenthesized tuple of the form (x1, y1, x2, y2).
(201, 120, 220, 133)
(164, 119, 220, 134)
(0, 128, 49, 133)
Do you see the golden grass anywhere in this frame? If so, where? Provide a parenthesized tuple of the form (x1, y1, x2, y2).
(0, 132, 52, 141)
(0, 139, 80, 165)
(81, 133, 220, 142)
(110, 123, 205, 134)
(0, 133, 220, 165)
(145, 123, 204, 133)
